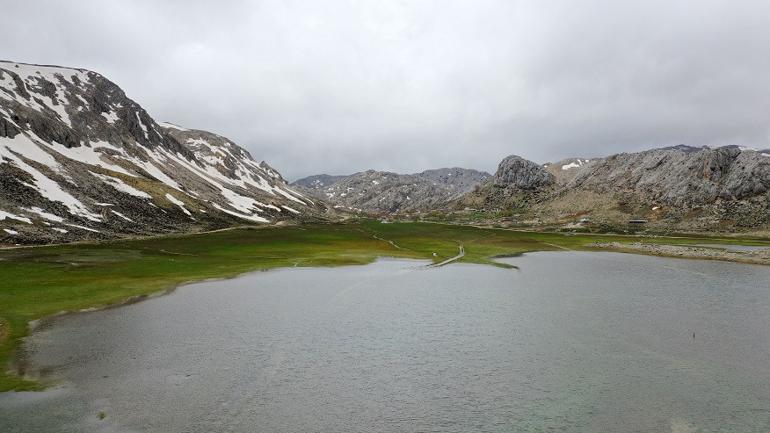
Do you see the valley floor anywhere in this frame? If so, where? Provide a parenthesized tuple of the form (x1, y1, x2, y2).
(1, 220, 769, 391)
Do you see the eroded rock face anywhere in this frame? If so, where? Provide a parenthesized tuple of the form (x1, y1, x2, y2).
(530, 145, 770, 229)
(569, 145, 770, 206)
(0, 61, 328, 244)
(457, 145, 770, 230)
(493, 155, 554, 190)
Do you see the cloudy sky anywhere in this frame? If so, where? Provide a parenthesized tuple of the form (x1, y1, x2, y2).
(3, 0, 770, 180)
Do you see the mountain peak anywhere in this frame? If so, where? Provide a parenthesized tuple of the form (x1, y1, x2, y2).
(0, 60, 327, 244)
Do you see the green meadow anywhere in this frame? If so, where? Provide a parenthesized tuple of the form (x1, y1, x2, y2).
(1, 220, 766, 391)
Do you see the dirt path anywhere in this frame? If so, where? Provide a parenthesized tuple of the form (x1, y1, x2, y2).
(372, 234, 405, 250)
(430, 244, 465, 267)
(543, 242, 571, 251)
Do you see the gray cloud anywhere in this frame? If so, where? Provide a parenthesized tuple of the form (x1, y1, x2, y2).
(3, 0, 770, 179)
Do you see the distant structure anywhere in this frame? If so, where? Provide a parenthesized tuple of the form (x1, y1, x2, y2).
(628, 219, 648, 225)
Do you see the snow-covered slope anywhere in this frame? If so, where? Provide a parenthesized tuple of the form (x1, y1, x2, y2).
(0, 61, 328, 244)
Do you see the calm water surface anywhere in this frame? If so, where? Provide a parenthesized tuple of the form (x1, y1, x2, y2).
(2, 252, 770, 432)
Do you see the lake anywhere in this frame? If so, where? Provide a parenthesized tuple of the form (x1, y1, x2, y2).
(2, 252, 770, 432)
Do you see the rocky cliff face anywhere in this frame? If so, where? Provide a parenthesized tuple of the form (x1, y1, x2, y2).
(551, 145, 770, 228)
(458, 155, 554, 210)
(292, 168, 490, 213)
(568, 145, 770, 205)
(0, 61, 327, 244)
(471, 146, 770, 230)
(493, 155, 554, 189)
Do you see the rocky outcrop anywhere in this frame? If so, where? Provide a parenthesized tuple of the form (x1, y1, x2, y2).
(457, 146, 770, 231)
(540, 145, 770, 229)
(292, 168, 490, 213)
(456, 155, 554, 210)
(0, 61, 329, 244)
(493, 155, 554, 190)
(568, 145, 770, 206)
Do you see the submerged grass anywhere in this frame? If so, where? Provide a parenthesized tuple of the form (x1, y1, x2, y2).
(1, 220, 767, 391)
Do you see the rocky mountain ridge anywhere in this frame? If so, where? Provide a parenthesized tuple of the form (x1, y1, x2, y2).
(291, 174, 348, 190)
(292, 168, 490, 213)
(463, 145, 770, 230)
(0, 60, 327, 244)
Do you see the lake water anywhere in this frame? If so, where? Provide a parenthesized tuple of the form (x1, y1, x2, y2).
(2, 252, 770, 433)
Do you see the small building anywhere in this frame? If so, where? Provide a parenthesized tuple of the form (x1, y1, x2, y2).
(628, 219, 648, 225)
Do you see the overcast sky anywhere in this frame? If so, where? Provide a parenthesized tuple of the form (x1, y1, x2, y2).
(4, 0, 770, 180)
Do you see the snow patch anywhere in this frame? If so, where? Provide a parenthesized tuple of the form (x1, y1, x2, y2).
(22, 206, 64, 222)
(213, 204, 269, 223)
(135, 112, 149, 138)
(123, 150, 182, 191)
(158, 121, 189, 131)
(46, 140, 134, 176)
(0, 132, 60, 170)
(101, 110, 119, 124)
(0, 210, 32, 224)
(165, 193, 191, 216)
(64, 223, 100, 233)
(560, 159, 590, 170)
(111, 210, 133, 222)
(0, 140, 102, 221)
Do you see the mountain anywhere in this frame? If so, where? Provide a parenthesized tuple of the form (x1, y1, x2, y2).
(291, 174, 349, 190)
(0, 61, 328, 244)
(464, 146, 770, 230)
(292, 167, 491, 213)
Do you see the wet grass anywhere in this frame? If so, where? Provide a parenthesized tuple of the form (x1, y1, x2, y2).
(1, 220, 767, 391)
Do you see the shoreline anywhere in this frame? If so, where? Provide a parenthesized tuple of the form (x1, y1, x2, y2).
(589, 242, 770, 266)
